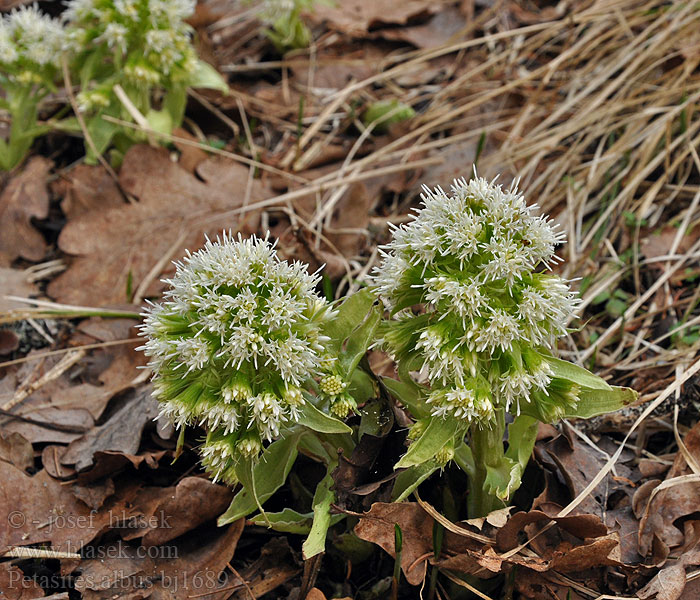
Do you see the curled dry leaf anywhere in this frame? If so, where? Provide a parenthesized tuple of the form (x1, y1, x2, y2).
(60, 386, 159, 473)
(354, 502, 433, 585)
(0, 431, 34, 473)
(637, 420, 700, 558)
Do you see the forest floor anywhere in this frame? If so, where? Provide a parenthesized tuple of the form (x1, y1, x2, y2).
(2, 0, 700, 598)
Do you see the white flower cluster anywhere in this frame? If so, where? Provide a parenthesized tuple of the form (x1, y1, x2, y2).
(0, 5, 64, 75)
(140, 233, 332, 478)
(64, 0, 197, 82)
(373, 176, 580, 422)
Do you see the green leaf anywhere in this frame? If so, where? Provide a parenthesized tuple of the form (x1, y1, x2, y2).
(218, 433, 300, 525)
(339, 304, 381, 375)
(299, 397, 352, 434)
(395, 416, 460, 469)
(322, 288, 377, 355)
(248, 508, 344, 534)
(381, 375, 428, 419)
(504, 414, 538, 484)
(392, 461, 440, 502)
(348, 369, 376, 407)
(163, 85, 187, 130)
(85, 113, 121, 164)
(188, 59, 229, 93)
(545, 357, 612, 390)
(563, 385, 638, 419)
(453, 442, 475, 478)
(302, 464, 337, 559)
(359, 399, 393, 438)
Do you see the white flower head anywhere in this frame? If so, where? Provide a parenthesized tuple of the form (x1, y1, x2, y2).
(2, 5, 64, 69)
(139, 232, 334, 462)
(373, 175, 579, 422)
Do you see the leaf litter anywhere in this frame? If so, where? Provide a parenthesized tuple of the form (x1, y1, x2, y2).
(2, 0, 700, 597)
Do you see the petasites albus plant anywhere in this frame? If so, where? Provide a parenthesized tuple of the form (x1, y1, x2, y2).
(373, 175, 637, 516)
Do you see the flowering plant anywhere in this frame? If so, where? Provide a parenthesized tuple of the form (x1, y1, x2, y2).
(63, 0, 228, 162)
(373, 176, 637, 515)
(0, 5, 65, 170)
(140, 234, 380, 557)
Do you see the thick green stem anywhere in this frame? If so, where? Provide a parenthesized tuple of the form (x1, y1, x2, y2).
(467, 409, 507, 518)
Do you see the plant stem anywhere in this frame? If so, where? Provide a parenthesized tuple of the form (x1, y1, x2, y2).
(467, 409, 507, 518)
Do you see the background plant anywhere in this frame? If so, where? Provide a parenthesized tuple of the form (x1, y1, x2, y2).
(0, 5, 64, 170)
(255, 0, 320, 53)
(63, 0, 228, 162)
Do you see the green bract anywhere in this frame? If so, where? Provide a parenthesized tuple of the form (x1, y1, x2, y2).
(64, 0, 228, 161)
(0, 5, 65, 170)
(139, 234, 334, 483)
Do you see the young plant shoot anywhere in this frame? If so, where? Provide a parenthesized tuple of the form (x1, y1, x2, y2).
(373, 176, 636, 516)
(0, 6, 65, 170)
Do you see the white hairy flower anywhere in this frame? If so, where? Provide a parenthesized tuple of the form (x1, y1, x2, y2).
(2, 5, 64, 69)
(373, 175, 580, 424)
(139, 233, 333, 465)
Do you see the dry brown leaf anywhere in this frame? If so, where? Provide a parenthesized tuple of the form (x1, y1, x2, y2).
(0, 267, 38, 312)
(138, 477, 234, 546)
(0, 462, 131, 553)
(313, 0, 441, 37)
(637, 421, 700, 557)
(72, 519, 244, 599)
(0, 431, 33, 473)
(0, 156, 51, 262)
(380, 6, 468, 48)
(2, 406, 94, 444)
(51, 164, 123, 221)
(49, 145, 264, 306)
(637, 564, 687, 600)
(0, 563, 45, 599)
(354, 502, 432, 585)
(60, 386, 159, 472)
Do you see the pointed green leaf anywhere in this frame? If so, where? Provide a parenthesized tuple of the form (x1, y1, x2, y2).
(188, 59, 229, 93)
(299, 398, 352, 434)
(249, 508, 344, 534)
(322, 288, 377, 354)
(395, 416, 460, 469)
(545, 357, 612, 390)
(218, 433, 300, 525)
(563, 385, 638, 419)
(302, 464, 337, 559)
(339, 305, 381, 376)
(381, 375, 428, 419)
(392, 461, 439, 502)
(504, 414, 538, 480)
